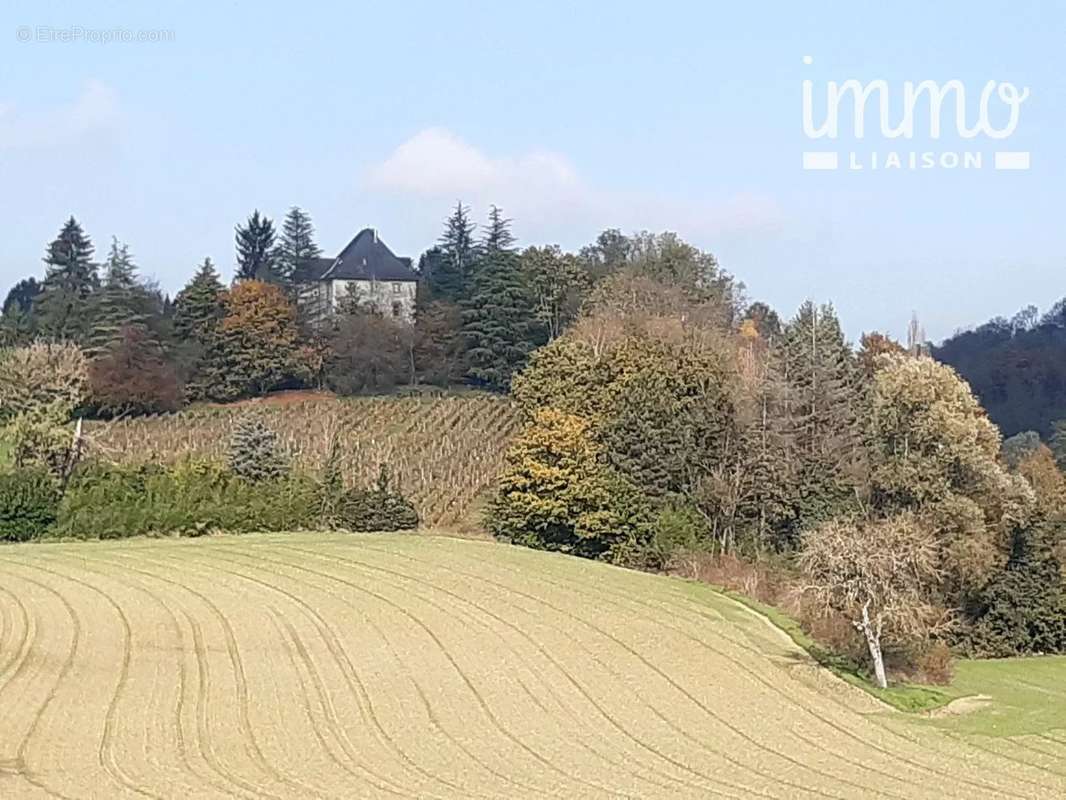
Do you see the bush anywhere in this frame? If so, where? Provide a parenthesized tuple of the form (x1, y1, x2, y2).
(337, 464, 419, 532)
(0, 341, 87, 423)
(228, 416, 288, 482)
(52, 460, 319, 539)
(648, 503, 710, 570)
(0, 469, 60, 541)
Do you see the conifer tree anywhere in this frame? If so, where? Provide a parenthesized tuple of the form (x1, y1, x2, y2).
(461, 207, 544, 390)
(173, 258, 225, 343)
(0, 278, 43, 345)
(275, 206, 321, 288)
(35, 217, 98, 344)
(773, 301, 864, 541)
(234, 210, 278, 282)
(228, 416, 289, 482)
(86, 238, 151, 358)
(429, 202, 477, 301)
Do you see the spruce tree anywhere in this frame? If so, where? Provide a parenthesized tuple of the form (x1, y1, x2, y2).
(228, 416, 289, 482)
(429, 202, 477, 301)
(174, 258, 225, 343)
(275, 206, 321, 289)
(34, 217, 97, 344)
(86, 238, 151, 358)
(234, 210, 278, 282)
(773, 301, 864, 541)
(461, 207, 543, 390)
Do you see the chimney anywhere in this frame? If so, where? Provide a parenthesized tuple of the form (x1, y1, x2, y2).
(372, 228, 378, 244)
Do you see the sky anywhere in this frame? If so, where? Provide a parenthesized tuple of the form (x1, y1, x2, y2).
(1, 0, 1064, 342)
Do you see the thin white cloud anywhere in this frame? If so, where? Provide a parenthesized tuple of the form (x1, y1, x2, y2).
(0, 80, 120, 150)
(365, 128, 783, 242)
(366, 127, 580, 198)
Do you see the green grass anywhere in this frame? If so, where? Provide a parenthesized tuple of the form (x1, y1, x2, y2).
(714, 587, 954, 712)
(924, 655, 1066, 737)
(698, 580, 1066, 728)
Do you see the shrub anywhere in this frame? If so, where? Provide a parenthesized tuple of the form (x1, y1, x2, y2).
(228, 416, 288, 482)
(648, 503, 710, 571)
(8, 401, 79, 479)
(0, 469, 60, 541)
(337, 464, 419, 532)
(53, 459, 319, 540)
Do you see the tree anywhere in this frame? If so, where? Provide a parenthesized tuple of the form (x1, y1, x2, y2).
(461, 207, 544, 390)
(275, 206, 321, 289)
(490, 408, 654, 564)
(413, 299, 465, 386)
(86, 238, 153, 358)
(326, 303, 409, 394)
(2, 277, 42, 316)
(857, 331, 905, 378)
(34, 217, 97, 344)
(0, 341, 88, 423)
(1001, 431, 1042, 470)
(773, 302, 865, 541)
(428, 203, 478, 301)
(203, 280, 302, 400)
(965, 517, 1066, 656)
(799, 513, 944, 688)
(520, 245, 589, 341)
(867, 354, 1035, 607)
(579, 228, 631, 281)
(235, 210, 278, 282)
(0, 277, 43, 344)
(174, 258, 225, 343)
(228, 416, 289, 482)
(88, 326, 181, 415)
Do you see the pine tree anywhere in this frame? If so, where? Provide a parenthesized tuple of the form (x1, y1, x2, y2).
(174, 258, 225, 343)
(234, 210, 278, 282)
(461, 208, 543, 390)
(86, 238, 151, 358)
(773, 302, 864, 541)
(429, 202, 477, 301)
(34, 217, 97, 344)
(275, 206, 321, 288)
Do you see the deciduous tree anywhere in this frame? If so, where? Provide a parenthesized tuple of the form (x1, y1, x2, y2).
(800, 513, 944, 688)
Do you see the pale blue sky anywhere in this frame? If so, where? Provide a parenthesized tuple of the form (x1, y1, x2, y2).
(1, 1, 1063, 341)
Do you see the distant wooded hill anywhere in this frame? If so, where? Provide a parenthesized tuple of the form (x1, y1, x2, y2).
(933, 301, 1066, 438)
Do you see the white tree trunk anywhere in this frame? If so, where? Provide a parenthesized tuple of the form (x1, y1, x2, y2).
(858, 603, 888, 689)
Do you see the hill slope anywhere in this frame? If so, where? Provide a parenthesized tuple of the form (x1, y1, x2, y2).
(0, 534, 1063, 798)
(89, 393, 519, 527)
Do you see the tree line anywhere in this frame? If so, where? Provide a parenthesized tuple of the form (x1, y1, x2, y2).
(0, 206, 717, 413)
(488, 270, 1066, 685)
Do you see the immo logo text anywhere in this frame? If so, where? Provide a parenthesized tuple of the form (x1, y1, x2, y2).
(801, 57, 1030, 171)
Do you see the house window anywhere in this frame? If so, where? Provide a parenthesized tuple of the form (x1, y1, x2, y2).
(392, 282, 403, 294)
(392, 301, 403, 318)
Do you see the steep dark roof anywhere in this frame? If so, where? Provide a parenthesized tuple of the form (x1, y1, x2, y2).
(292, 257, 335, 283)
(295, 229, 418, 283)
(325, 229, 418, 282)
